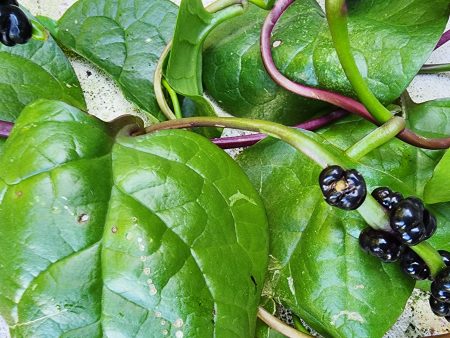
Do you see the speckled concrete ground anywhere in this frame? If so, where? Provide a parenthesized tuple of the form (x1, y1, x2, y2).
(13, 0, 450, 337)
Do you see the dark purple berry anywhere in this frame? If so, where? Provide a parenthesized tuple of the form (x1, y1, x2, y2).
(399, 248, 430, 280)
(0, 1, 19, 6)
(319, 165, 367, 210)
(439, 250, 450, 267)
(431, 267, 450, 303)
(423, 209, 437, 240)
(0, 5, 32, 46)
(372, 187, 403, 211)
(359, 228, 403, 263)
(390, 197, 429, 245)
(430, 296, 450, 317)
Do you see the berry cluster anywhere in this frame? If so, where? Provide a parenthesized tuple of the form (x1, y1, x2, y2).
(0, 0, 32, 46)
(358, 186, 450, 321)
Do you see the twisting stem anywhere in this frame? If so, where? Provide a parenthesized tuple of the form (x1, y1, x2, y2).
(162, 79, 182, 119)
(143, 116, 389, 230)
(212, 110, 348, 149)
(257, 307, 311, 338)
(420, 63, 450, 74)
(412, 242, 446, 278)
(260, 0, 450, 149)
(325, 0, 392, 123)
(0, 121, 13, 138)
(31, 19, 48, 41)
(345, 117, 406, 160)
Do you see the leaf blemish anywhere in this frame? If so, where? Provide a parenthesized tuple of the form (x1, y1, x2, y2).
(331, 311, 365, 326)
(77, 214, 89, 224)
(272, 40, 282, 48)
(111, 226, 118, 233)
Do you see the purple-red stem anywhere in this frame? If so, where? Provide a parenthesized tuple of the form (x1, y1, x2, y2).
(436, 30, 450, 50)
(212, 110, 347, 149)
(0, 121, 12, 138)
(260, 0, 450, 150)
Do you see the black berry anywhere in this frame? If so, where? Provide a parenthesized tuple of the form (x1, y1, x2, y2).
(319, 165, 367, 210)
(429, 296, 450, 317)
(390, 197, 436, 245)
(399, 248, 430, 280)
(0, 1, 19, 6)
(372, 187, 403, 211)
(431, 267, 450, 303)
(0, 5, 32, 46)
(439, 250, 450, 267)
(359, 228, 403, 263)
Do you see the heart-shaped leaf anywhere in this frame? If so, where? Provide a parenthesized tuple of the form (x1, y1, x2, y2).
(203, 0, 449, 124)
(0, 100, 268, 337)
(54, 0, 178, 121)
(236, 104, 450, 336)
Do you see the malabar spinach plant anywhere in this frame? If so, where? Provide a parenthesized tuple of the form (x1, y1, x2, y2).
(0, 0, 450, 337)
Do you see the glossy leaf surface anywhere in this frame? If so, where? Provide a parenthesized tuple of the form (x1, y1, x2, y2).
(0, 100, 269, 337)
(203, 0, 449, 123)
(236, 105, 450, 336)
(55, 0, 178, 121)
(0, 12, 85, 123)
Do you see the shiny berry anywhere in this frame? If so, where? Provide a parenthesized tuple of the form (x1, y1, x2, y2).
(431, 267, 450, 303)
(319, 165, 367, 210)
(0, 5, 32, 46)
(359, 228, 403, 262)
(430, 296, 450, 317)
(0, 1, 19, 6)
(439, 250, 450, 267)
(390, 197, 433, 245)
(399, 248, 430, 280)
(372, 187, 403, 211)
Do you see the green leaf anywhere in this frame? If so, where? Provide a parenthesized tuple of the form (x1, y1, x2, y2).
(408, 98, 450, 204)
(425, 151, 450, 204)
(0, 100, 269, 337)
(0, 12, 85, 123)
(235, 103, 450, 336)
(203, 0, 449, 124)
(55, 0, 179, 121)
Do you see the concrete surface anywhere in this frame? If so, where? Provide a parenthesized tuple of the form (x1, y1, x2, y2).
(9, 0, 450, 337)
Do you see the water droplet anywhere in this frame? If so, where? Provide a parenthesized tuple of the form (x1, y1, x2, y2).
(173, 318, 183, 328)
(149, 284, 157, 295)
(146, 279, 153, 285)
(160, 320, 166, 326)
(143, 268, 151, 275)
(140, 256, 147, 262)
(137, 237, 143, 243)
(111, 226, 118, 234)
(132, 217, 138, 222)
(162, 329, 168, 336)
(175, 330, 184, 338)
(155, 312, 162, 318)
(126, 233, 133, 240)
(272, 40, 282, 48)
(78, 214, 90, 224)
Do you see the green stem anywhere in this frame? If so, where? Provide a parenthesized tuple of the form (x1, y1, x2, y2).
(325, 0, 393, 124)
(154, 41, 177, 120)
(31, 19, 48, 41)
(419, 63, 450, 74)
(145, 116, 446, 277)
(411, 242, 446, 278)
(206, 0, 244, 12)
(345, 117, 406, 160)
(162, 79, 182, 119)
(144, 116, 390, 230)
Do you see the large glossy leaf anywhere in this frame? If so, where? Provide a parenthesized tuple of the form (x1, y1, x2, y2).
(0, 100, 269, 337)
(236, 105, 450, 337)
(54, 0, 178, 121)
(425, 150, 450, 204)
(203, 0, 449, 124)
